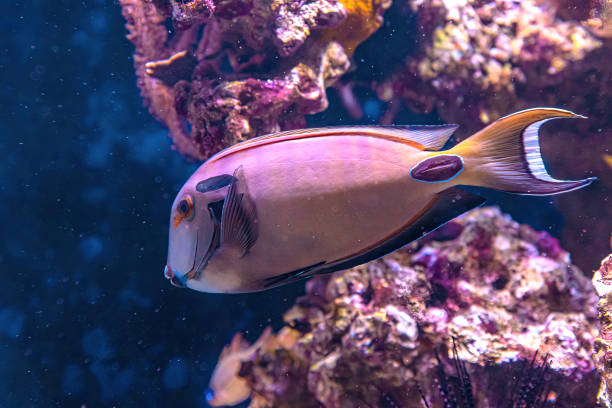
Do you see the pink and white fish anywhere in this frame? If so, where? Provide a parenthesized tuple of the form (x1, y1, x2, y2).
(164, 108, 595, 293)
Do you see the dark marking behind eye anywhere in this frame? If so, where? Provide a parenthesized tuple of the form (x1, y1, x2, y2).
(196, 174, 238, 193)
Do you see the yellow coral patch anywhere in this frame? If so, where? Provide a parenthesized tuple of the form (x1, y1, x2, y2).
(318, 0, 391, 55)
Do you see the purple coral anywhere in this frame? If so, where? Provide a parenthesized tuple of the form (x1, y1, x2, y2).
(232, 207, 600, 407)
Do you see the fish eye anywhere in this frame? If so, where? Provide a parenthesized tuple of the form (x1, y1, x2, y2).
(177, 195, 195, 220)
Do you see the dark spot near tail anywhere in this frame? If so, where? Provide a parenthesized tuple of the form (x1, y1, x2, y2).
(410, 154, 464, 183)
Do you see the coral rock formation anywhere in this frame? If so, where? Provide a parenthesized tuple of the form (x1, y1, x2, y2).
(120, 0, 389, 160)
(219, 208, 600, 407)
(377, 0, 603, 127)
(593, 253, 612, 407)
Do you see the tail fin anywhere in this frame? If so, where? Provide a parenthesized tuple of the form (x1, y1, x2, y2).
(451, 108, 596, 195)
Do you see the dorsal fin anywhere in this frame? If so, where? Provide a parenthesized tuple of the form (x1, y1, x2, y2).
(256, 125, 459, 150)
(209, 124, 459, 162)
(382, 125, 459, 150)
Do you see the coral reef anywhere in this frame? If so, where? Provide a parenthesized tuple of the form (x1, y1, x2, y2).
(377, 0, 604, 128)
(214, 207, 600, 407)
(120, 0, 390, 160)
(593, 253, 612, 407)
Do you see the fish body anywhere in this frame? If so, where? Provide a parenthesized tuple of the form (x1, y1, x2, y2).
(165, 108, 595, 293)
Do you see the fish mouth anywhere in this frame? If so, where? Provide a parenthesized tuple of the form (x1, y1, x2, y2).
(186, 209, 221, 282)
(164, 265, 187, 288)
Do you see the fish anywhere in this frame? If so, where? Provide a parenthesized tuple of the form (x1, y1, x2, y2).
(206, 327, 273, 407)
(164, 108, 595, 293)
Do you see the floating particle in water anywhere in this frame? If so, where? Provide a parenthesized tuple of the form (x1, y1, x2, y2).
(163, 358, 189, 389)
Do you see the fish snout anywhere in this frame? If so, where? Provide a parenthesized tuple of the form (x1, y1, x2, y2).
(164, 265, 187, 288)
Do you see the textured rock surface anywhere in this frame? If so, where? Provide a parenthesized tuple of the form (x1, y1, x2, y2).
(377, 0, 605, 127)
(593, 253, 612, 407)
(120, 0, 390, 160)
(215, 207, 600, 407)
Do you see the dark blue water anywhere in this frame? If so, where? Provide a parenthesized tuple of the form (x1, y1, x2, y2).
(0, 1, 588, 407)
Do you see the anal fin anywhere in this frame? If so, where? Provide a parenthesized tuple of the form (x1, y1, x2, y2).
(262, 261, 326, 289)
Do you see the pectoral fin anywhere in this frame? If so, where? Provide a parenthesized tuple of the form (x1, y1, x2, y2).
(220, 166, 258, 257)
